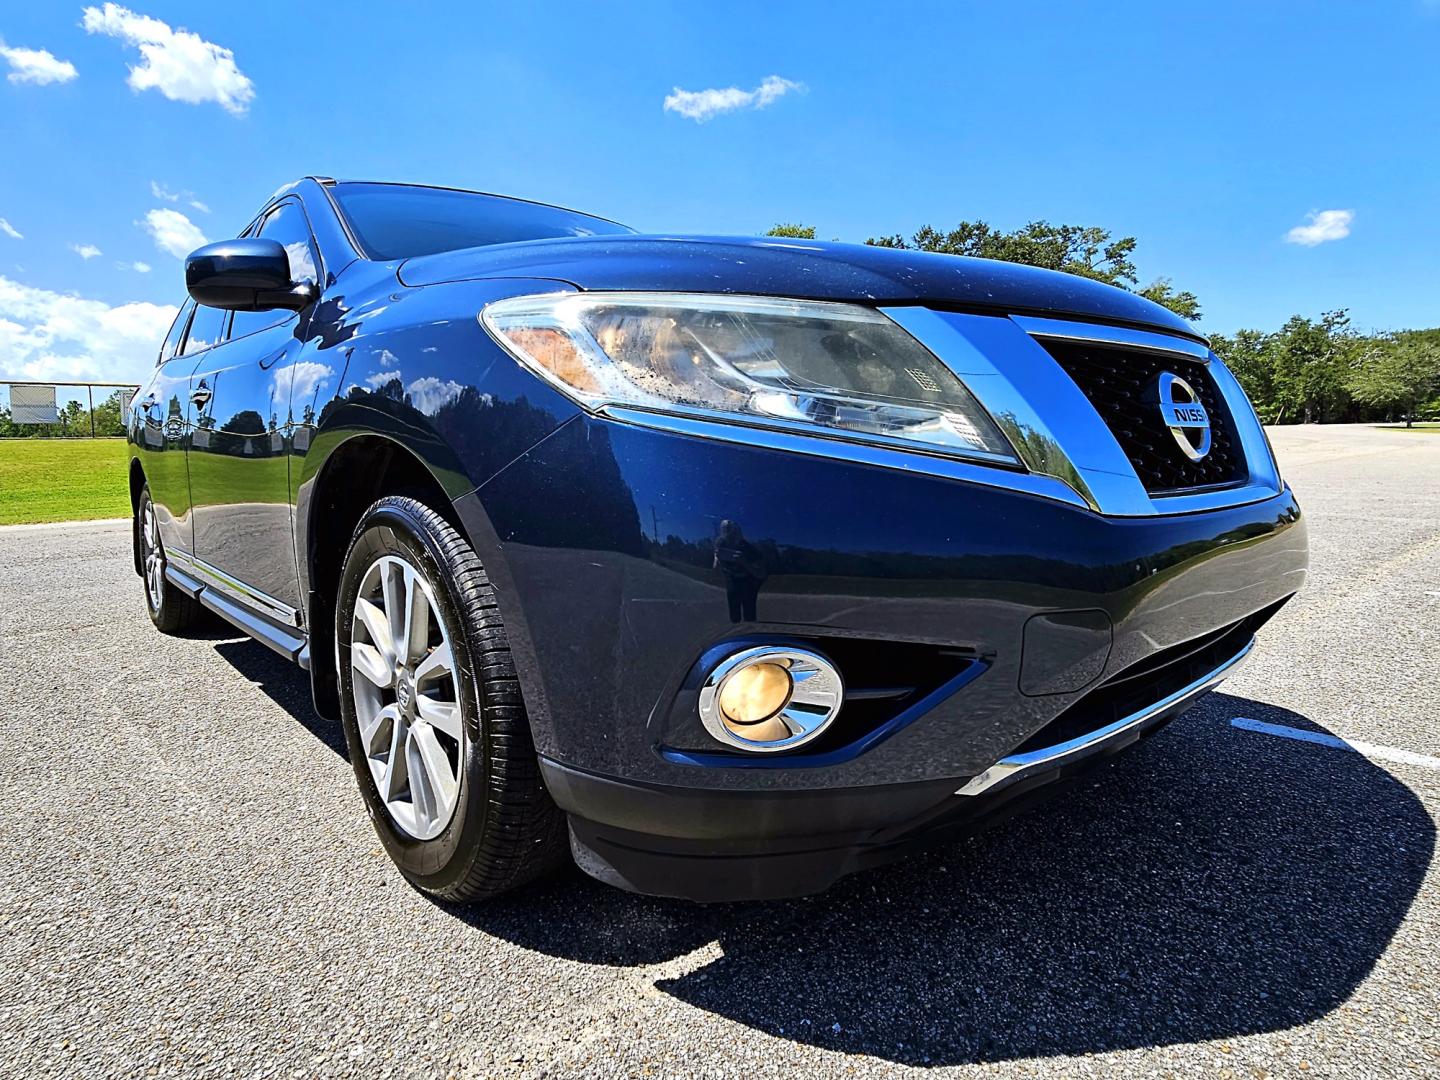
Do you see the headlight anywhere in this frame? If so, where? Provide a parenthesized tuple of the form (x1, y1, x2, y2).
(480, 292, 1017, 464)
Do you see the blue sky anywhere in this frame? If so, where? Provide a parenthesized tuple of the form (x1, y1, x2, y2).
(1, 1, 1436, 387)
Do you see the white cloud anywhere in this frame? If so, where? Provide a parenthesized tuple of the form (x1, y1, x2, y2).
(290, 361, 333, 401)
(117, 260, 152, 273)
(406, 376, 465, 413)
(142, 207, 208, 258)
(0, 274, 177, 384)
(664, 75, 803, 122)
(0, 218, 21, 240)
(82, 3, 254, 115)
(272, 360, 334, 408)
(152, 180, 210, 214)
(1285, 208, 1355, 247)
(364, 369, 399, 389)
(0, 39, 79, 85)
(70, 243, 103, 260)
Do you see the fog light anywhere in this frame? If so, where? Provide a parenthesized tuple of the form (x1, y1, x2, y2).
(699, 646, 844, 753)
(718, 662, 792, 726)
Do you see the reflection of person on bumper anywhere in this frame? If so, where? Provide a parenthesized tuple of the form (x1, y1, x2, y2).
(714, 519, 765, 622)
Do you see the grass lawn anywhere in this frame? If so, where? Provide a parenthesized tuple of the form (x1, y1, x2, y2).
(0, 439, 131, 525)
(1377, 423, 1440, 434)
(186, 450, 291, 505)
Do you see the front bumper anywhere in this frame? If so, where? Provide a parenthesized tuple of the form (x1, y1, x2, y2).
(543, 617, 1259, 901)
(459, 393, 1306, 900)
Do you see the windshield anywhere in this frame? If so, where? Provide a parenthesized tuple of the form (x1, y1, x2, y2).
(330, 182, 633, 260)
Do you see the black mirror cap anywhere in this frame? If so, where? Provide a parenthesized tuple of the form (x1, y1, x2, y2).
(185, 239, 314, 312)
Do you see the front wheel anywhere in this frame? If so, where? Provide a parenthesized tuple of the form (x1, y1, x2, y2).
(335, 496, 567, 901)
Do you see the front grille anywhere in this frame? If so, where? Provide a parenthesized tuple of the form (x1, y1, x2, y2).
(1038, 338, 1246, 494)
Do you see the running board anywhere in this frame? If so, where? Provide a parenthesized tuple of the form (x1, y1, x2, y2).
(165, 564, 308, 665)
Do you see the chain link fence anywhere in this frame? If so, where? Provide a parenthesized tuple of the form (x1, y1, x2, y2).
(1, 381, 140, 438)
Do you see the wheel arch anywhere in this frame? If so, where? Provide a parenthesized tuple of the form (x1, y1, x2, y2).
(300, 429, 510, 722)
(128, 456, 146, 576)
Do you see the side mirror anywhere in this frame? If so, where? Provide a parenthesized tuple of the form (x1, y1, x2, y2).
(185, 239, 315, 312)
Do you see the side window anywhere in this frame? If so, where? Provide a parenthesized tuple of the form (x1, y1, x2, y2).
(182, 304, 229, 357)
(229, 201, 321, 341)
(158, 299, 194, 364)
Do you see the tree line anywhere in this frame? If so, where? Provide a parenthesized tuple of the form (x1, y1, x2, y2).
(766, 220, 1440, 426)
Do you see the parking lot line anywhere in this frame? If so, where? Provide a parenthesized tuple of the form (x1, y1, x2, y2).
(1231, 716, 1440, 771)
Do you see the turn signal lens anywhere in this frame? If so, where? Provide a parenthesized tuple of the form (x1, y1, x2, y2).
(717, 661, 793, 727)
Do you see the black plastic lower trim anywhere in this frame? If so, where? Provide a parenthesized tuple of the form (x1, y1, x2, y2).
(545, 705, 1183, 902)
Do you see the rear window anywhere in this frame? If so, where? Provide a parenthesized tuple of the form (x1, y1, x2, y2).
(330, 182, 633, 260)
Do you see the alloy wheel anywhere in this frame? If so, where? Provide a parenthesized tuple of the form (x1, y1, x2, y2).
(349, 554, 465, 840)
(142, 499, 164, 612)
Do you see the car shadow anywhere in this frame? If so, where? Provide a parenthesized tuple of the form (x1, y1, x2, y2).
(458, 692, 1433, 1065)
(212, 636, 349, 757)
(214, 633, 1433, 1067)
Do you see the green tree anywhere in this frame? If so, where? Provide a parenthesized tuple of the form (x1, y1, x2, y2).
(91, 389, 128, 437)
(57, 399, 85, 435)
(869, 221, 1137, 285)
(765, 223, 817, 239)
(1268, 310, 1356, 424)
(865, 219, 1200, 321)
(1138, 278, 1202, 322)
(1211, 328, 1277, 420)
(1347, 332, 1440, 427)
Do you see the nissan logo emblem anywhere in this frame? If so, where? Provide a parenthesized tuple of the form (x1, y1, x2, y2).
(1156, 372, 1212, 462)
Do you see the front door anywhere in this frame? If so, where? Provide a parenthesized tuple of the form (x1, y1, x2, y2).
(186, 199, 321, 622)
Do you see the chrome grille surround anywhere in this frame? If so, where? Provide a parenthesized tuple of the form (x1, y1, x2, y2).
(881, 309, 1283, 517)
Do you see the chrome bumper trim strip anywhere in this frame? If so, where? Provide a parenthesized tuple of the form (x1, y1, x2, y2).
(955, 637, 1254, 797)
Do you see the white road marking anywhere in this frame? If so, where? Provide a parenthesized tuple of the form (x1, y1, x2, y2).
(1232, 717, 1440, 771)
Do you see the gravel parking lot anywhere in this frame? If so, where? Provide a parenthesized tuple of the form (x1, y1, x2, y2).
(1, 424, 1436, 1078)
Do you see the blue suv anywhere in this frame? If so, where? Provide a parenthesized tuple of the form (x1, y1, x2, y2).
(128, 178, 1306, 901)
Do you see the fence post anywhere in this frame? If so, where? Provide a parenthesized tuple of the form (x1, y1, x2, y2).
(88, 385, 95, 439)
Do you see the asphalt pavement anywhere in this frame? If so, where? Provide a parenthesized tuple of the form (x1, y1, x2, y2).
(0, 424, 1436, 1078)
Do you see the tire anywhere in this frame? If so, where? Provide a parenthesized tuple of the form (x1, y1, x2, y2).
(335, 495, 567, 901)
(137, 483, 205, 635)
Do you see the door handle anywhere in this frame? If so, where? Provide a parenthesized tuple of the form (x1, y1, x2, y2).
(190, 386, 213, 408)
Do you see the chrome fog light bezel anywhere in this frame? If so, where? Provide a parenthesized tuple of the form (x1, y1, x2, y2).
(698, 646, 845, 753)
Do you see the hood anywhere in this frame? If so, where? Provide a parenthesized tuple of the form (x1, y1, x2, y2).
(398, 234, 1200, 340)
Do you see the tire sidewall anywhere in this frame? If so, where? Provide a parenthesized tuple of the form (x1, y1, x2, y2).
(335, 501, 490, 891)
(137, 486, 167, 627)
